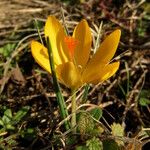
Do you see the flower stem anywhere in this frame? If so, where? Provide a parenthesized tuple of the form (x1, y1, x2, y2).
(46, 37, 70, 131)
(71, 90, 76, 133)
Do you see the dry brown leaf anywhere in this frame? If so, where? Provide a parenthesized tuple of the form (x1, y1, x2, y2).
(11, 65, 26, 85)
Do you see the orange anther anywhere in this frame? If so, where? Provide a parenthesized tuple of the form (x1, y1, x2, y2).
(64, 36, 78, 59)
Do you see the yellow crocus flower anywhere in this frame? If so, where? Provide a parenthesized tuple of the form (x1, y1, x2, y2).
(31, 16, 121, 90)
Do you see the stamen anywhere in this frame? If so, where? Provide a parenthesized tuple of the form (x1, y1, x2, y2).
(64, 36, 78, 59)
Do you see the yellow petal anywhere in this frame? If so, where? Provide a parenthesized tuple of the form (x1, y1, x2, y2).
(44, 16, 66, 65)
(31, 40, 51, 73)
(82, 62, 120, 84)
(56, 62, 82, 89)
(86, 30, 121, 69)
(82, 63, 105, 83)
(73, 19, 92, 68)
(92, 61, 120, 84)
(56, 29, 70, 62)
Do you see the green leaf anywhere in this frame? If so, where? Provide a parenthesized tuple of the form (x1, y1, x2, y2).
(139, 90, 150, 98)
(89, 107, 102, 120)
(20, 128, 36, 140)
(2, 109, 12, 124)
(77, 112, 95, 136)
(46, 37, 70, 130)
(86, 137, 103, 150)
(111, 123, 124, 146)
(76, 146, 87, 150)
(0, 128, 6, 134)
(139, 98, 150, 106)
(82, 85, 90, 103)
(103, 140, 120, 150)
(139, 90, 150, 107)
(141, 2, 150, 13)
(0, 43, 16, 58)
(0, 119, 4, 126)
(13, 106, 30, 124)
(111, 123, 124, 137)
(6, 124, 15, 130)
(4, 109, 12, 118)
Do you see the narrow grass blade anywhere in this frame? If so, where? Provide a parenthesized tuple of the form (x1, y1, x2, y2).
(82, 85, 90, 104)
(34, 19, 44, 45)
(46, 37, 70, 130)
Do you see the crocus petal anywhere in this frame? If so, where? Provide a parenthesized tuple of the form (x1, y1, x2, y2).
(45, 16, 66, 65)
(86, 30, 121, 69)
(82, 63, 105, 83)
(92, 61, 120, 84)
(82, 62, 120, 84)
(31, 40, 51, 73)
(73, 19, 92, 68)
(56, 62, 82, 89)
(56, 29, 70, 62)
